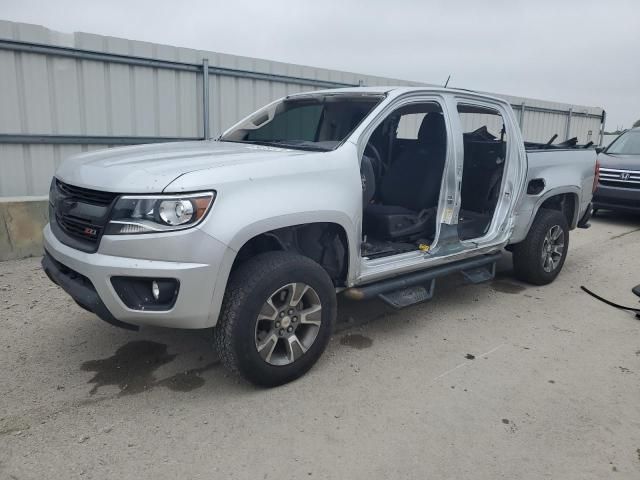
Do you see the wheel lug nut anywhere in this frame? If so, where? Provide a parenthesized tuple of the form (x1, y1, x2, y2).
(287, 326, 293, 333)
(288, 309, 294, 315)
(279, 329, 285, 336)
(279, 312, 285, 318)
(275, 321, 280, 328)
(292, 316, 297, 323)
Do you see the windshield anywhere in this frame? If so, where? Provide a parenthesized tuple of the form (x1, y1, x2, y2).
(606, 130, 640, 155)
(219, 94, 384, 151)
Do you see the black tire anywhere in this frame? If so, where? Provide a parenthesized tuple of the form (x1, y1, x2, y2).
(512, 209, 569, 285)
(213, 251, 336, 387)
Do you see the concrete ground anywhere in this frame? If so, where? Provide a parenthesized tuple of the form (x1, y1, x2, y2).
(1, 213, 639, 480)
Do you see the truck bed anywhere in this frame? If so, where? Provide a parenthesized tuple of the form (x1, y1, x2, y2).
(524, 135, 596, 151)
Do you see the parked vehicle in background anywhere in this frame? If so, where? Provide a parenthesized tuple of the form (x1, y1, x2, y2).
(593, 128, 640, 214)
(41, 87, 597, 387)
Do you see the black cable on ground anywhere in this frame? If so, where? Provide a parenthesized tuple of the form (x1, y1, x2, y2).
(580, 286, 640, 319)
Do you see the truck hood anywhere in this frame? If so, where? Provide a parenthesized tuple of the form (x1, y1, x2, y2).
(598, 153, 640, 171)
(55, 140, 307, 193)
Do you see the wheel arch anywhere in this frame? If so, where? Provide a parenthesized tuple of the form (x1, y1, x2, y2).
(206, 214, 357, 328)
(511, 187, 580, 244)
(231, 221, 351, 287)
(538, 190, 579, 228)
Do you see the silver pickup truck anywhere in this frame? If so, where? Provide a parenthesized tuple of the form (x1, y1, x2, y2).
(42, 87, 597, 386)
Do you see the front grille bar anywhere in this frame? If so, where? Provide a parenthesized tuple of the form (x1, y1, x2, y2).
(52, 180, 117, 250)
(55, 179, 118, 205)
(598, 168, 640, 187)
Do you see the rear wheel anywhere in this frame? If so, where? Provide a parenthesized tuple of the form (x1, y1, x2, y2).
(512, 209, 569, 285)
(213, 251, 336, 387)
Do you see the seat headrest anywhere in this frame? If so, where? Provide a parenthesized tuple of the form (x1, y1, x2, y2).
(418, 113, 446, 145)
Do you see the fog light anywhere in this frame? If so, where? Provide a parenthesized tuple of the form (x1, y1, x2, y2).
(111, 277, 179, 311)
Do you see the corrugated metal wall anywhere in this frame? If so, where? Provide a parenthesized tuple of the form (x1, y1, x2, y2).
(0, 20, 604, 198)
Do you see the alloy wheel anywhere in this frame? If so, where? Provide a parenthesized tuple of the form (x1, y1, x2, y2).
(254, 283, 322, 366)
(541, 225, 565, 273)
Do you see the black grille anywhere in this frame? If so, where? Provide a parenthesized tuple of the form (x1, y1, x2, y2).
(56, 215, 103, 243)
(51, 180, 118, 252)
(55, 179, 118, 206)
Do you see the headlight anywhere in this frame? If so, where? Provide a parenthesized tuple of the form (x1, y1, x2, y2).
(105, 192, 215, 235)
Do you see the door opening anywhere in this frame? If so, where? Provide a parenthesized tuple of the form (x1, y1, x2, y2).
(360, 102, 447, 259)
(457, 104, 508, 241)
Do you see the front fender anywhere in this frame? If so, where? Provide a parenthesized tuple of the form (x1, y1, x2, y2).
(205, 212, 359, 327)
(227, 211, 358, 282)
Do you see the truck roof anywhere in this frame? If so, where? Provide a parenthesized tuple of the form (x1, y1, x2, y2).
(287, 86, 510, 106)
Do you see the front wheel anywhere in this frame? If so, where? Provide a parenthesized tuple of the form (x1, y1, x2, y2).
(512, 209, 569, 285)
(213, 251, 336, 387)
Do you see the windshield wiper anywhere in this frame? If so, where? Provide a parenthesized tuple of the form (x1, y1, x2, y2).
(267, 140, 330, 152)
(223, 139, 329, 152)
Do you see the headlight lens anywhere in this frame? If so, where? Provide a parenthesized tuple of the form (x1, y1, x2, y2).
(105, 192, 215, 235)
(159, 199, 194, 226)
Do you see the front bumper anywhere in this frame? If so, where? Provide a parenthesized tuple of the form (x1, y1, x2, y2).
(43, 224, 231, 329)
(593, 184, 640, 213)
(42, 252, 139, 330)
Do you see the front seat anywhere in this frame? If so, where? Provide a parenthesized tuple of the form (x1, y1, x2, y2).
(364, 112, 447, 240)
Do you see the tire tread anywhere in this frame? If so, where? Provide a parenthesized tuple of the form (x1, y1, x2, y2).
(512, 209, 569, 285)
(213, 251, 335, 386)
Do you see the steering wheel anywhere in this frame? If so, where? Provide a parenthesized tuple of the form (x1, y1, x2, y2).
(364, 143, 383, 179)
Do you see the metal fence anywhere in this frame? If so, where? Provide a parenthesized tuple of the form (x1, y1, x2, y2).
(0, 20, 604, 197)
(0, 37, 360, 146)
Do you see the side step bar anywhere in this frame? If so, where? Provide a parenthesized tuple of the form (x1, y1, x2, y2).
(343, 252, 501, 309)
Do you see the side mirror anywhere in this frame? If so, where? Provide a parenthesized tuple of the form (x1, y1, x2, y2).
(595, 146, 605, 154)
